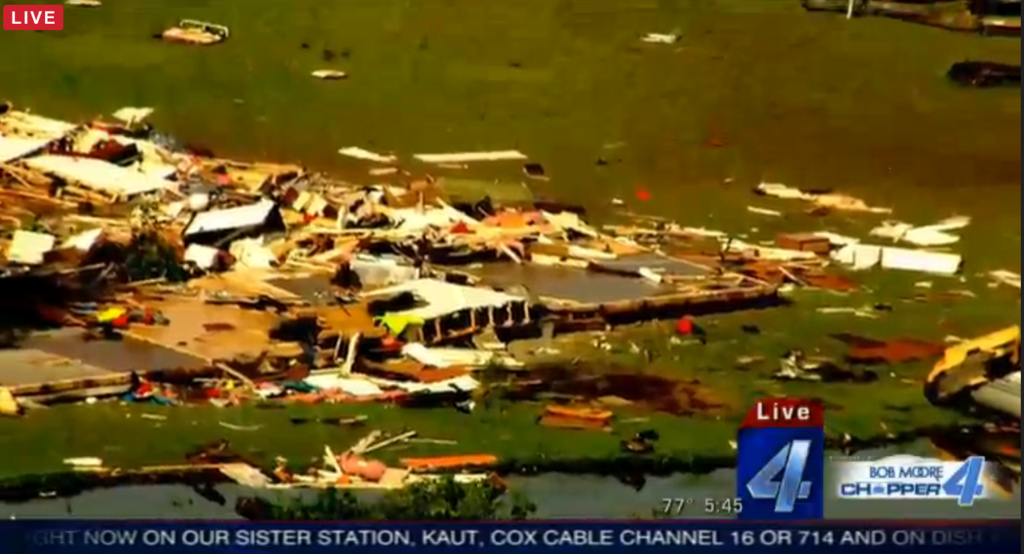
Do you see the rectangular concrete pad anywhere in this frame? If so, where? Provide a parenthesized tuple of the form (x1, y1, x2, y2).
(21, 329, 208, 373)
(0, 348, 117, 388)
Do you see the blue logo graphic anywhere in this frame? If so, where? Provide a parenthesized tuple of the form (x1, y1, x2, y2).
(943, 456, 986, 507)
(746, 440, 813, 513)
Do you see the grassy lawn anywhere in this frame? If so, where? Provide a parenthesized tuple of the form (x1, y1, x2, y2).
(0, 0, 1019, 481)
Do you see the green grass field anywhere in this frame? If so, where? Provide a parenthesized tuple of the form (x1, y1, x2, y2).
(0, 0, 1019, 481)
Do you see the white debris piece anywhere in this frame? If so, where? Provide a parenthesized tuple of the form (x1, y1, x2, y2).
(361, 279, 525, 321)
(311, 70, 347, 80)
(7, 231, 55, 265)
(402, 343, 522, 369)
(63, 457, 104, 468)
(188, 193, 211, 212)
(220, 463, 273, 489)
(680, 227, 728, 238)
(0, 111, 76, 140)
(350, 255, 420, 288)
(372, 375, 480, 394)
(57, 229, 102, 253)
(816, 307, 880, 319)
(727, 240, 818, 261)
(756, 182, 891, 214)
(184, 244, 221, 270)
(183, 200, 279, 237)
(303, 375, 384, 397)
(989, 270, 1021, 290)
(163, 201, 186, 219)
(413, 151, 527, 164)
(338, 147, 398, 164)
(812, 231, 861, 246)
(756, 183, 814, 201)
(393, 205, 478, 233)
(832, 244, 883, 271)
(544, 211, 599, 238)
(111, 107, 154, 125)
(637, 267, 663, 284)
(832, 243, 962, 275)
(870, 216, 970, 247)
(813, 193, 892, 214)
(641, 33, 680, 44)
(229, 238, 278, 269)
(747, 206, 783, 217)
(881, 248, 962, 275)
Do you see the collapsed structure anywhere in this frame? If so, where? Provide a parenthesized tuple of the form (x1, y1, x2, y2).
(0, 103, 1016, 489)
(0, 105, 787, 408)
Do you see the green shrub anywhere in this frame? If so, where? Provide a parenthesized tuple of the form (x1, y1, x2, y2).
(236, 476, 536, 521)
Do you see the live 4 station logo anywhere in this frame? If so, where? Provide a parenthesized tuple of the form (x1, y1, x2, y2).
(945, 456, 986, 507)
(737, 398, 825, 520)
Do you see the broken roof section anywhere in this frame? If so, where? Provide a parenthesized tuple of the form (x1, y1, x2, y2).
(0, 136, 49, 163)
(0, 110, 76, 140)
(23, 155, 172, 198)
(362, 278, 526, 321)
(182, 200, 286, 246)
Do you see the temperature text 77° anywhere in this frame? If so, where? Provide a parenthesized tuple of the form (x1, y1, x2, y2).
(660, 498, 695, 515)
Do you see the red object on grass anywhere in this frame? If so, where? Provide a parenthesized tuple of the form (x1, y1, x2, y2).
(635, 186, 651, 202)
(675, 316, 695, 336)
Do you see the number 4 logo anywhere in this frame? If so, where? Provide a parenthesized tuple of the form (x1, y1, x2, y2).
(943, 456, 986, 507)
(746, 440, 813, 513)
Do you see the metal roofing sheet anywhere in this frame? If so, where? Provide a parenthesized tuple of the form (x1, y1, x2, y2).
(361, 278, 525, 320)
(183, 200, 278, 236)
(0, 136, 48, 163)
(23, 155, 171, 197)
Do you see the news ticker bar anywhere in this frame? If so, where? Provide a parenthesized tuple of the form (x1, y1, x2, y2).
(10, 521, 1021, 554)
